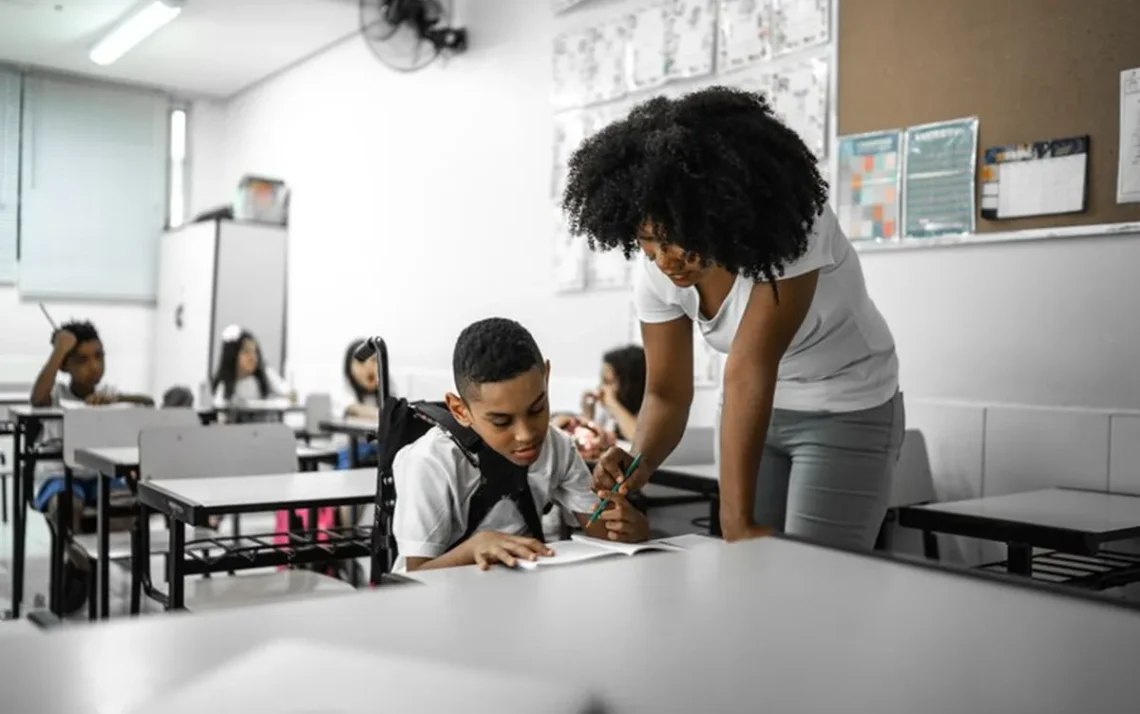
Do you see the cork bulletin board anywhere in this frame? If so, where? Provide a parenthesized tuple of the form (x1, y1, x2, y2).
(837, 0, 1140, 234)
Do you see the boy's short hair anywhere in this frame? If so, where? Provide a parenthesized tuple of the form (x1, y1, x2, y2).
(54, 320, 100, 358)
(453, 318, 543, 399)
(162, 386, 195, 408)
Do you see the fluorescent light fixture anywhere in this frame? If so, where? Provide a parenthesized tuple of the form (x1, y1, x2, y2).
(90, 0, 184, 66)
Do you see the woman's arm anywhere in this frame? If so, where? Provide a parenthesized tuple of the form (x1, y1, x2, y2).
(718, 271, 818, 541)
(631, 316, 695, 474)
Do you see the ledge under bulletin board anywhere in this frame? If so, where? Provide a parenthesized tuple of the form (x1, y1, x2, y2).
(837, 0, 1140, 251)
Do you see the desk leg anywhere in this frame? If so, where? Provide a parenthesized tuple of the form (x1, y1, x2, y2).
(7, 426, 23, 619)
(1007, 543, 1032, 576)
(129, 503, 145, 616)
(168, 520, 185, 610)
(709, 494, 721, 538)
(50, 466, 74, 616)
(97, 470, 111, 619)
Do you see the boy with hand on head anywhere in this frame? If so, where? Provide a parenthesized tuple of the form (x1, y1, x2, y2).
(393, 318, 650, 572)
(30, 320, 153, 408)
(28, 320, 153, 613)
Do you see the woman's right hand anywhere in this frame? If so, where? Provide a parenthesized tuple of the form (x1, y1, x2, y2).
(592, 446, 652, 495)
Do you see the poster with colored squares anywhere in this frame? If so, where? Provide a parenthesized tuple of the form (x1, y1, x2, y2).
(836, 130, 902, 242)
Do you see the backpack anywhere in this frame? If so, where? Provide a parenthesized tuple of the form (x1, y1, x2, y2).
(370, 398, 545, 582)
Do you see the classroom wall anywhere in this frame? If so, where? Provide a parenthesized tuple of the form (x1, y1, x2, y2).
(187, 99, 229, 219)
(864, 231, 1140, 564)
(212, 0, 720, 418)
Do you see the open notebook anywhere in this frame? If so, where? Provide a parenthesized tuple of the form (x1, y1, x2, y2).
(515, 535, 685, 570)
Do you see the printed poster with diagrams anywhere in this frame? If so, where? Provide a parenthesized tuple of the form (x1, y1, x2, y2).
(836, 130, 902, 241)
(625, 1, 669, 92)
(664, 0, 718, 81)
(903, 117, 979, 237)
(552, 110, 590, 199)
(717, 0, 772, 74)
(586, 19, 630, 105)
(1118, 67, 1140, 204)
(770, 57, 829, 158)
(552, 28, 595, 110)
(553, 204, 587, 293)
(771, 0, 829, 56)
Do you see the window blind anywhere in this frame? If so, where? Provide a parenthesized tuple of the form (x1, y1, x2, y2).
(0, 69, 19, 284)
(18, 74, 168, 300)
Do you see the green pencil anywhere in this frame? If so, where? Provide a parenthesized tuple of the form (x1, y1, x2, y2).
(587, 453, 642, 526)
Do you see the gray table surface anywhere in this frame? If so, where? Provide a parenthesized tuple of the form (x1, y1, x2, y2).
(75, 445, 338, 474)
(2, 535, 1139, 714)
(908, 488, 1140, 536)
(6, 404, 63, 418)
(140, 467, 376, 511)
(319, 417, 377, 437)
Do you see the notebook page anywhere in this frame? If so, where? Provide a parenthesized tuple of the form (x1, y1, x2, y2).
(515, 538, 617, 570)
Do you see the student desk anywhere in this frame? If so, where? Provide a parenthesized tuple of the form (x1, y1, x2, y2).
(319, 417, 377, 468)
(70, 444, 340, 619)
(899, 488, 1140, 588)
(2, 536, 1140, 714)
(0, 391, 28, 406)
(199, 401, 305, 425)
(136, 468, 376, 610)
(3, 406, 63, 620)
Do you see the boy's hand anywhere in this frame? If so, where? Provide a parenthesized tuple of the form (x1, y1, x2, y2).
(52, 329, 77, 355)
(593, 491, 649, 543)
(593, 446, 651, 495)
(468, 532, 553, 570)
(85, 392, 117, 406)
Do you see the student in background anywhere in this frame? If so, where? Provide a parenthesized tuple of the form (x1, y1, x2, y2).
(342, 338, 380, 421)
(554, 345, 646, 459)
(393, 318, 649, 573)
(29, 320, 153, 613)
(211, 326, 294, 407)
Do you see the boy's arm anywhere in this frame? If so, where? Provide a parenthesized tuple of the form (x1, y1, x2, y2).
(30, 330, 77, 406)
(115, 394, 155, 406)
(406, 533, 552, 572)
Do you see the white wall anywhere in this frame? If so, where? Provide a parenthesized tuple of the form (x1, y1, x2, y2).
(187, 99, 229, 219)
(215, 0, 670, 411)
(863, 232, 1140, 565)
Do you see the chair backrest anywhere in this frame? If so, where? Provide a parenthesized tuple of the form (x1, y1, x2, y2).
(305, 393, 333, 433)
(889, 429, 938, 508)
(62, 406, 199, 469)
(139, 423, 298, 481)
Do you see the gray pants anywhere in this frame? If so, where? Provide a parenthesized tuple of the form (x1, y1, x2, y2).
(717, 392, 905, 551)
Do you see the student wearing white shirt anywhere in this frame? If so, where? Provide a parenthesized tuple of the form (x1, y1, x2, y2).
(563, 87, 903, 550)
(341, 338, 381, 421)
(393, 318, 649, 572)
(210, 326, 294, 409)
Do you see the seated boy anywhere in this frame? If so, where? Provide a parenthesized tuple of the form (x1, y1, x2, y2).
(393, 318, 649, 572)
(30, 321, 153, 531)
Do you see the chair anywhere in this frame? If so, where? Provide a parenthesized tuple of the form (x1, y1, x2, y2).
(55, 406, 203, 619)
(136, 423, 354, 613)
(877, 429, 939, 559)
(297, 393, 334, 445)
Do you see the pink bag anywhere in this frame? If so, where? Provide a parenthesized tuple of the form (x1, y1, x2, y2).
(274, 507, 337, 546)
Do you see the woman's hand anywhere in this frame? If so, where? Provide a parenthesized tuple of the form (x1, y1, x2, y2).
(592, 490, 649, 542)
(720, 520, 774, 543)
(592, 446, 652, 495)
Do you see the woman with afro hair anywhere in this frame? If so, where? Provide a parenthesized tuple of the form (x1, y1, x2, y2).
(563, 87, 902, 549)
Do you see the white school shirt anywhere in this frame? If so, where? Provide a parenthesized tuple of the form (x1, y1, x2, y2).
(633, 205, 898, 413)
(212, 367, 290, 408)
(35, 382, 118, 482)
(391, 424, 600, 571)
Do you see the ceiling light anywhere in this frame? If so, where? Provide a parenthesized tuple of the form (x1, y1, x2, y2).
(89, 0, 184, 66)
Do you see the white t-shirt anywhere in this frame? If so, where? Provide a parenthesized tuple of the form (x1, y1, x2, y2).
(392, 424, 599, 571)
(212, 367, 290, 408)
(633, 205, 898, 413)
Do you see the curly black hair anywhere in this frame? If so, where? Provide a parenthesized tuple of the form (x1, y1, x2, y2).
(603, 345, 646, 415)
(561, 86, 828, 287)
(453, 318, 544, 399)
(52, 320, 100, 359)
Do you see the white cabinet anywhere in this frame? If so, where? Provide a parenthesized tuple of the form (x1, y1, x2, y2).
(151, 218, 287, 402)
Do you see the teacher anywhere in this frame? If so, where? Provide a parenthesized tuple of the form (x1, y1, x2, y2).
(562, 87, 903, 549)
